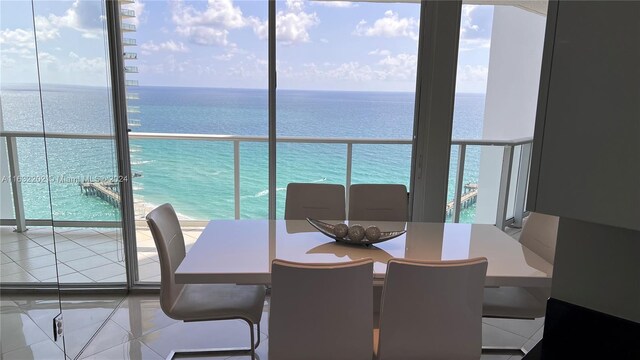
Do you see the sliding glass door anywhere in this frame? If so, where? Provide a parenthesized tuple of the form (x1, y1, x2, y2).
(1, 0, 128, 357)
(447, 4, 547, 228)
(275, 0, 421, 218)
(127, 0, 269, 283)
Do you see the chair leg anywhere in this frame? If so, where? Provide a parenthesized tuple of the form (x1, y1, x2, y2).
(255, 323, 262, 349)
(166, 319, 259, 360)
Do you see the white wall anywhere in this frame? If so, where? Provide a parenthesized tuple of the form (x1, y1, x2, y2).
(475, 6, 546, 224)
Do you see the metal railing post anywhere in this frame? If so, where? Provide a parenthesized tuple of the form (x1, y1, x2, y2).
(6, 136, 27, 232)
(495, 145, 514, 230)
(345, 142, 353, 210)
(453, 144, 466, 223)
(513, 143, 532, 227)
(234, 140, 240, 220)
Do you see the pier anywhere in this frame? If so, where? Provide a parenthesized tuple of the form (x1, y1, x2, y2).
(80, 181, 121, 207)
(446, 184, 478, 217)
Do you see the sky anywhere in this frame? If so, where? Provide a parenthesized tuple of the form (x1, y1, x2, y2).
(0, 0, 494, 93)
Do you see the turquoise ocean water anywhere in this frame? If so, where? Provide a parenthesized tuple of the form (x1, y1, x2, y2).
(1, 85, 483, 221)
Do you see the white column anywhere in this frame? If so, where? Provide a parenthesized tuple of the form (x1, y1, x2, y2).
(475, 6, 546, 224)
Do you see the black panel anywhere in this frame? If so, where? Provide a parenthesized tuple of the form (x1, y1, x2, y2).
(540, 298, 640, 359)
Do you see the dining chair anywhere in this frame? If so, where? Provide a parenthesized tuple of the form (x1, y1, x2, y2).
(269, 258, 373, 360)
(146, 203, 266, 359)
(483, 212, 559, 320)
(375, 257, 488, 360)
(284, 183, 346, 220)
(348, 184, 408, 222)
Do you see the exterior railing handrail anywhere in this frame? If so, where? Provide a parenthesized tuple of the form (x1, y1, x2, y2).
(1, 131, 533, 230)
(0, 131, 532, 146)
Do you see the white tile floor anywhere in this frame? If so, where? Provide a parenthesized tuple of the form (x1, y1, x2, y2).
(1, 293, 540, 360)
(0, 225, 204, 285)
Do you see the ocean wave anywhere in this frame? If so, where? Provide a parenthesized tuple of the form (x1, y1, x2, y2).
(253, 187, 286, 198)
(131, 160, 153, 165)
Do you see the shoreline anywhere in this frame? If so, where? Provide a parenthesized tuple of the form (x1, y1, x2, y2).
(134, 200, 194, 221)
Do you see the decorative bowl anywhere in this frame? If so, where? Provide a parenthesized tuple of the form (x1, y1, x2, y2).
(306, 218, 406, 246)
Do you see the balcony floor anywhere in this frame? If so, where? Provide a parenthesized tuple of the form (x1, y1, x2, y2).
(0, 225, 204, 284)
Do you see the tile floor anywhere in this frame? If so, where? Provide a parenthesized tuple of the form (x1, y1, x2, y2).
(0, 225, 203, 285)
(1, 293, 540, 360)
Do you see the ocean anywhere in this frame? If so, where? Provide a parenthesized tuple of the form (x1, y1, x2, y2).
(1, 85, 483, 222)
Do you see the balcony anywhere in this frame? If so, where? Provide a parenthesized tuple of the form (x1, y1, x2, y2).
(121, 23, 136, 32)
(0, 130, 532, 285)
(120, 9, 135, 18)
(122, 38, 137, 46)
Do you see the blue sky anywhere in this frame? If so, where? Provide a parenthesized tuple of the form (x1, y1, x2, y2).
(0, 0, 493, 93)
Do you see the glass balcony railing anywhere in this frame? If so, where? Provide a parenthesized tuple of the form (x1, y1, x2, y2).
(122, 38, 137, 46)
(121, 23, 136, 32)
(0, 131, 532, 230)
(120, 9, 135, 17)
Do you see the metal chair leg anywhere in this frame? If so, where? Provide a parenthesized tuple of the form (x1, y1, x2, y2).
(166, 319, 260, 359)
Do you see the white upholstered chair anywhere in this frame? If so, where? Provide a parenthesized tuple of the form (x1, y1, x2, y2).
(284, 183, 346, 220)
(348, 184, 408, 222)
(269, 258, 373, 360)
(375, 257, 488, 360)
(483, 212, 559, 319)
(146, 204, 266, 359)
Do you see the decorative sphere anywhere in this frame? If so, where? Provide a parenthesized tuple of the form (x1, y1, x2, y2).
(333, 223, 349, 238)
(347, 224, 366, 242)
(365, 226, 381, 241)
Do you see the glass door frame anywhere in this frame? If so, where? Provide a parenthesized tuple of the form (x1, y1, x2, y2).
(115, 0, 465, 287)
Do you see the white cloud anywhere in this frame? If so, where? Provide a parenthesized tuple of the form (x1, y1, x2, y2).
(141, 40, 189, 53)
(311, 1, 356, 8)
(43, 0, 105, 39)
(459, 5, 492, 51)
(170, 0, 319, 47)
(354, 10, 418, 41)
(171, 0, 249, 46)
(68, 51, 105, 73)
(368, 49, 391, 56)
(320, 38, 329, 43)
(378, 53, 417, 80)
(253, 0, 319, 45)
(457, 64, 488, 82)
(37, 52, 57, 64)
(280, 51, 417, 84)
(228, 54, 268, 78)
(0, 28, 36, 48)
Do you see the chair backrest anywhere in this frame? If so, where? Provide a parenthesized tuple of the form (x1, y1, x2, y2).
(519, 212, 559, 264)
(348, 184, 408, 221)
(146, 203, 186, 317)
(377, 257, 488, 360)
(269, 258, 373, 360)
(284, 183, 346, 220)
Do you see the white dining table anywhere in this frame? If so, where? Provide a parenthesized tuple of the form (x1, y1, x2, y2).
(175, 220, 553, 287)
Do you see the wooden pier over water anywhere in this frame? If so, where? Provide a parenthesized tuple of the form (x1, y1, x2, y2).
(81, 179, 479, 216)
(80, 181, 120, 207)
(446, 184, 478, 217)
